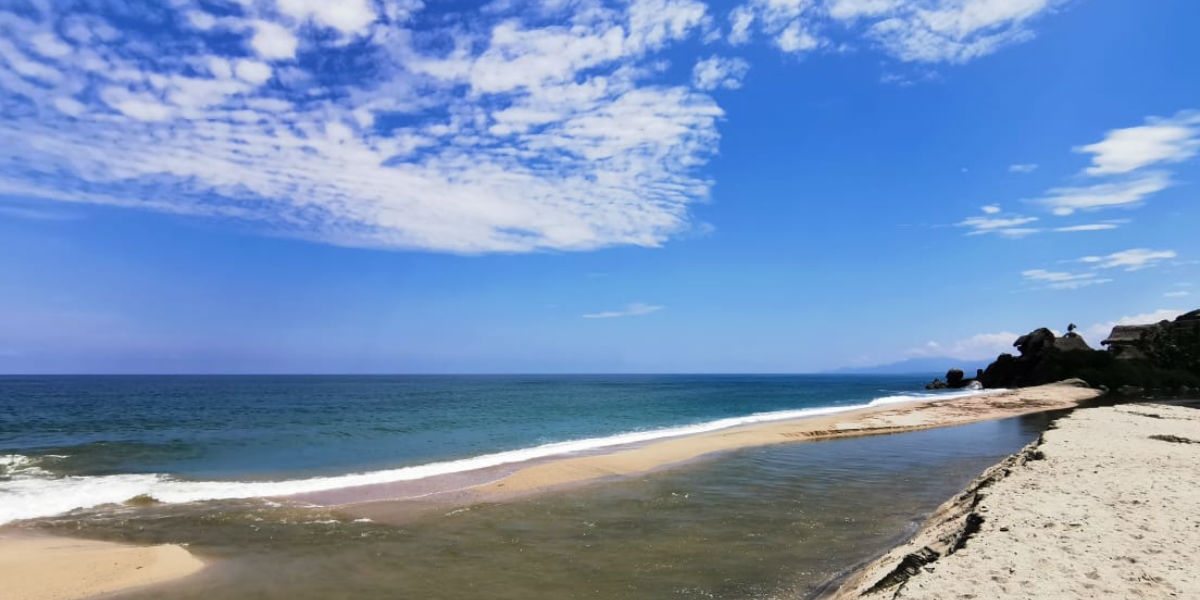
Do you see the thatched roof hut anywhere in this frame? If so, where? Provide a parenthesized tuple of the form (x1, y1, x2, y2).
(1101, 325, 1152, 359)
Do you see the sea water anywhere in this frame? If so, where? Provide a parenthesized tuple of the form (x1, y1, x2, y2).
(1, 374, 990, 523)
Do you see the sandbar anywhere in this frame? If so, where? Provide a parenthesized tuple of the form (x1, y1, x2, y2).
(0, 533, 204, 600)
(342, 381, 1101, 521)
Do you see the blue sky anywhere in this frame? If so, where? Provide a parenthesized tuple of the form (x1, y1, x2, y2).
(0, 0, 1197, 373)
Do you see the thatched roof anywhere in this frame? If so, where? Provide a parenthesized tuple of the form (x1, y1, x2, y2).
(1101, 325, 1152, 346)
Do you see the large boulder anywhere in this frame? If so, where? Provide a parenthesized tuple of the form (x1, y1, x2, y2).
(980, 328, 1091, 388)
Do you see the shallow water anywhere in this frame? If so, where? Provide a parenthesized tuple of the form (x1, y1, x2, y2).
(23, 414, 1051, 600)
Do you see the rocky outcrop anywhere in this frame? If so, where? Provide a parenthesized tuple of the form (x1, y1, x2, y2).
(925, 368, 983, 390)
(979, 310, 1200, 391)
(978, 328, 1071, 389)
(1101, 309, 1200, 369)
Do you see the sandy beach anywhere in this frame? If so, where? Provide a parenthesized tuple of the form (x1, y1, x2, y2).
(342, 381, 1101, 521)
(0, 534, 204, 600)
(832, 401, 1200, 599)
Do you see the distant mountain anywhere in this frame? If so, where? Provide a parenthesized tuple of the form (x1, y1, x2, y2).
(829, 357, 992, 376)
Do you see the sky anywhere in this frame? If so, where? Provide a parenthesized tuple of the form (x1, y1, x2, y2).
(0, 0, 1197, 374)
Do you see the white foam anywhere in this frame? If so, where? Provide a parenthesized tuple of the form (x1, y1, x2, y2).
(0, 388, 1003, 525)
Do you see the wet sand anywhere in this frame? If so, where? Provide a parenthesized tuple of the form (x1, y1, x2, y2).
(0, 533, 204, 600)
(832, 401, 1200, 599)
(341, 381, 1101, 522)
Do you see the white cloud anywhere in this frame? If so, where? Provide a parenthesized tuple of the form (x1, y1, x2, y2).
(958, 211, 1039, 236)
(274, 0, 378, 36)
(1053, 223, 1119, 232)
(251, 21, 299, 60)
(724, 0, 824, 54)
(720, 0, 1063, 64)
(1039, 172, 1171, 216)
(1021, 269, 1112, 290)
(1079, 248, 1177, 271)
(777, 22, 821, 52)
(908, 331, 1020, 360)
(1164, 291, 1190, 298)
(186, 11, 218, 31)
(692, 56, 750, 90)
(52, 96, 86, 117)
(0, 1, 729, 254)
(1008, 163, 1037, 173)
(234, 59, 273, 84)
(1075, 111, 1200, 176)
(99, 87, 175, 122)
(728, 5, 756, 44)
(1082, 309, 1186, 346)
(864, 0, 1060, 64)
(827, 0, 899, 20)
(29, 33, 73, 59)
(582, 303, 665, 319)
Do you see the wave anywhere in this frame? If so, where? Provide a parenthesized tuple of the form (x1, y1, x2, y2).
(0, 388, 1001, 525)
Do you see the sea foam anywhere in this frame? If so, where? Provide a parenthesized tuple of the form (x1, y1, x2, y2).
(0, 388, 1000, 525)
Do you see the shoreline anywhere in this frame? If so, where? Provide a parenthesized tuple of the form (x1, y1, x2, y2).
(334, 381, 1101, 522)
(0, 533, 205, 600)
(829, 399, 1200, 599)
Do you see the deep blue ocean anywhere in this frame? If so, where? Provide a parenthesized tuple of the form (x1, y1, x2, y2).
(1, 374, 968, 524)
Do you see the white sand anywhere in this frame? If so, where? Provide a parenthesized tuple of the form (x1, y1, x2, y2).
(0, 534, 204, 600)
(836, 402, 1200, 599)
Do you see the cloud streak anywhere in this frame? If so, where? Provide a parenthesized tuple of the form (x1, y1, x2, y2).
(1080, 248, 1177, 271)
(1038, 172, 1172, 216)
(582, 303, 665, 319)
(1021, 269, 1112, 290)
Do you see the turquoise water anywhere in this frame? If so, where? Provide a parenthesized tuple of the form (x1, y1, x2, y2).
(1, 374, 966, 523)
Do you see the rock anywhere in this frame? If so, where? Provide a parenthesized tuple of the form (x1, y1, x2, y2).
(946, 369, 965, 388)
(1054, 332, 1093, 352)
(925, 378, 948, 390)
(1118, 385, 1145, 396)
(1014, 328, 1056, 359)
(1058, 378, 1091, 388)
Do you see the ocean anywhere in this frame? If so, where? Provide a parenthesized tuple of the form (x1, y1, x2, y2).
(1, 375, 1049, 598)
